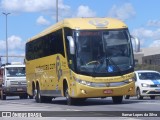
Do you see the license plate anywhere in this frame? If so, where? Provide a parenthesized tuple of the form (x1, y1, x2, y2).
(17, 88, 23, 91)
(104, 89, 113, 94)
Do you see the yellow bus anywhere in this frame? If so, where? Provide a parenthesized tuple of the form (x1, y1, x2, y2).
(25, 18, 140, 105)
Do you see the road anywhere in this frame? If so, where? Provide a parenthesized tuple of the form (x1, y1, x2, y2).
(0, 96, 160, 120)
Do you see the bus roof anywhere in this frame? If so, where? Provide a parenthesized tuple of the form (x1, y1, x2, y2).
(28, 17, 128, 42)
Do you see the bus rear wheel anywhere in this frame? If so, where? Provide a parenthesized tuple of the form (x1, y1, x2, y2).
(112, 96, 123, 104)
(65, 85, 75, 105)
(35, 85, 45, 103)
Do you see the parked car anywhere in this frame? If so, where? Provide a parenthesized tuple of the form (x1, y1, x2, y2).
(125, 70, 160, 100)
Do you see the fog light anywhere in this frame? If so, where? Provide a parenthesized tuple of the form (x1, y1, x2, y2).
(81, 89, 87, 94)
(128, 87, 133, 92)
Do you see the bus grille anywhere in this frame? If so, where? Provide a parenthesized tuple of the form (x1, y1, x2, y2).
(10, 81, 26, 86)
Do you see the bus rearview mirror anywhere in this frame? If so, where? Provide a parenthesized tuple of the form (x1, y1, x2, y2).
(131, 35, 140, 52)
(67, 36, 75, 55)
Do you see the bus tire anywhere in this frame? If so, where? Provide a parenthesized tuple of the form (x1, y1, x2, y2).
(112, 96, 123, 104)
(65, 85, 75, 105)
(35, 85, 45, 103)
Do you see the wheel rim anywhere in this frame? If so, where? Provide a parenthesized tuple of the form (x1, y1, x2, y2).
(65, 89, 69, 100)
(65, 87, 72, 105)
(34, 89, 37, 99)
(38, 89, 41, 102)
(137, 89, 141, 99)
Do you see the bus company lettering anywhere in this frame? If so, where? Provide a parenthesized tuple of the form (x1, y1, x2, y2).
(36, 64, 56, 71)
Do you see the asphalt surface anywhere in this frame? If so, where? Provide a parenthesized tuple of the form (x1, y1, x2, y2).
(0, 96, 160, 120)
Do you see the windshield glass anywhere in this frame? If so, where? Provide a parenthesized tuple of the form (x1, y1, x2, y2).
(6, 67, 25, 77)
(138, 72, 160, 80)
(75, 29, 133, 75)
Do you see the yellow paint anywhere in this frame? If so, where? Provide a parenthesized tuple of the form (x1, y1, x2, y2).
(25, 17, 134, 98)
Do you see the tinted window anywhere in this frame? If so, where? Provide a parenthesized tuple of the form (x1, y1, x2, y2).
(26, 29, 65, 60)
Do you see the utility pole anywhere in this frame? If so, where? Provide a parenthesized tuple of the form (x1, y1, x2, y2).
(56, 0, 58, 22)
(2, 12, 11, 63)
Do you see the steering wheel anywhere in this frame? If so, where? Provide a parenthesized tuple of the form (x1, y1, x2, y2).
(85, 61, 100, 66)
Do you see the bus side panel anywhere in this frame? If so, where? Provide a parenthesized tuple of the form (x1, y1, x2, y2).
(26, 54, 69, 97)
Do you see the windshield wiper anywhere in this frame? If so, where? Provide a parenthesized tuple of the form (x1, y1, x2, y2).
(92, 56, 123, 75)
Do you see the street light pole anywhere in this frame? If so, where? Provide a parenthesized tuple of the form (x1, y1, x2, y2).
(56, 0, 58, 22)
(2, 12, 10, 64)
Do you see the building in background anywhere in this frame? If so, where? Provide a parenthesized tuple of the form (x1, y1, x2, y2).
(134, 47, 160, 71)
(134, 47, 160, 65)
(134, 52, 144, 64)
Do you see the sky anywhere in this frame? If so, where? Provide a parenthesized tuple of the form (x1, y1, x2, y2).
(0, 0, 160, 63)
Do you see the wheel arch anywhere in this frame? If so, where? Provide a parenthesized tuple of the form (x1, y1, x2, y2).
(31, 81, 36, 96)
(36, 80, 40, 89)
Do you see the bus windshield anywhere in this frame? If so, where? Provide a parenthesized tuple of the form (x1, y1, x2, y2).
(75, 29, 133, 75)
(6, 67, 26, 77)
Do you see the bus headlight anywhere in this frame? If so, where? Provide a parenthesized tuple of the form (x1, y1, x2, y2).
(76, 79, 91, 86)
(76, 79, 107, 87)
(124, 78, 134, 83)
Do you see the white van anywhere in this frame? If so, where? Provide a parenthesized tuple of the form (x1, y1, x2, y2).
(0, 62, 27, 100)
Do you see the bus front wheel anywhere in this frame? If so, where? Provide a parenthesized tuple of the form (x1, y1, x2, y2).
(65, 85, 75, 105)
(112, 96, 123, 104)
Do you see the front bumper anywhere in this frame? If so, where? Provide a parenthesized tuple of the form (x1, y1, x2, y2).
(2, 87, 27, 95)
(71, 82, 135, 98)
(140, 87, 160, 96)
